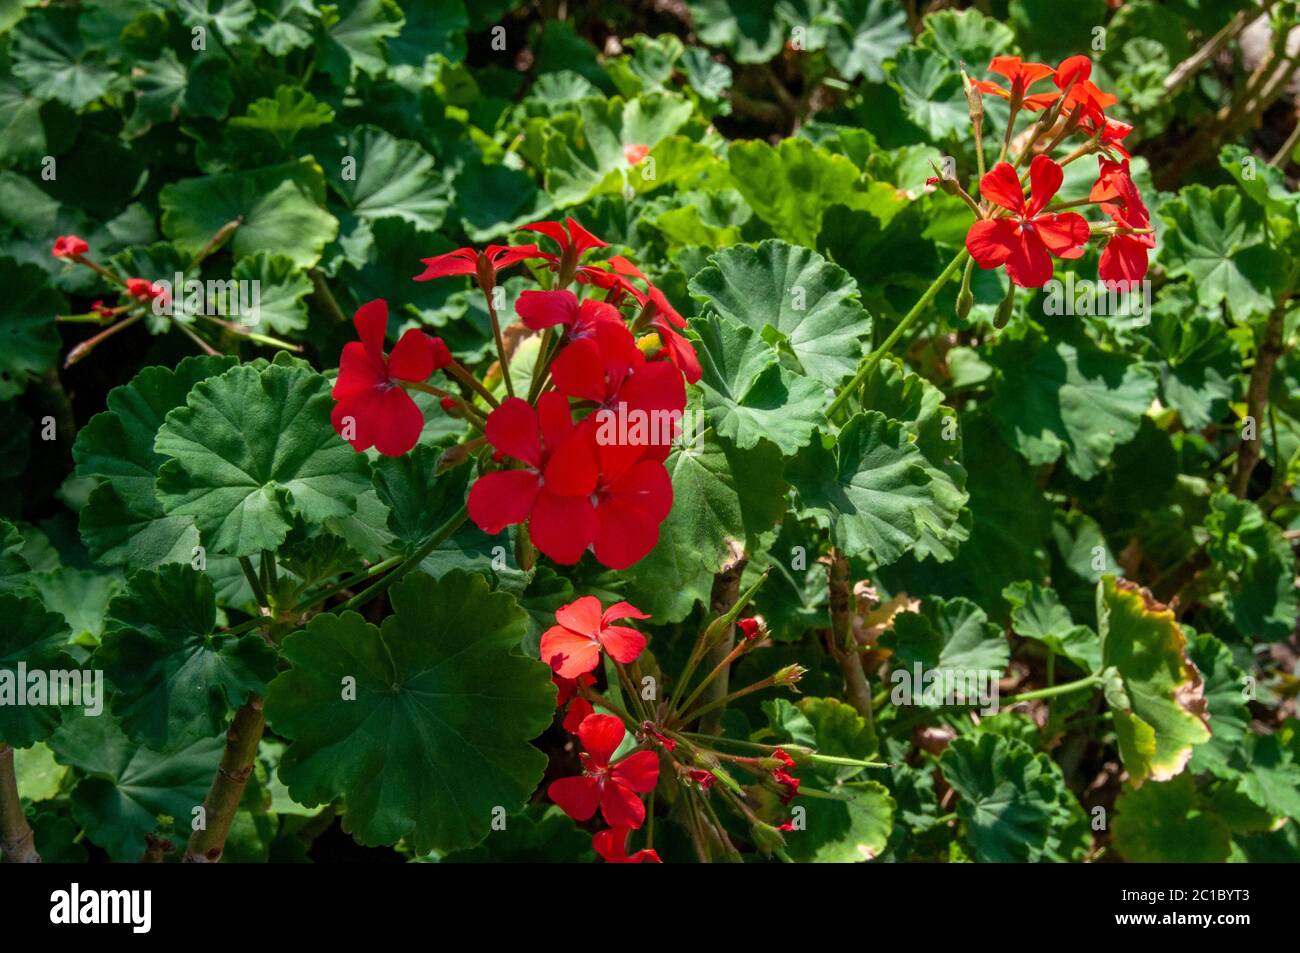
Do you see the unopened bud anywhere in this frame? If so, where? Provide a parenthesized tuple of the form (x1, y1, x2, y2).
(773, 663, 807, 690)
(994, 282, 1016, 329)
(749, 820, 787, 855)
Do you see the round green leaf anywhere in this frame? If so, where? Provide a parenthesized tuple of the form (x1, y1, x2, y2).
(265, 570, 556, 853)
(154, 360, 372, 557)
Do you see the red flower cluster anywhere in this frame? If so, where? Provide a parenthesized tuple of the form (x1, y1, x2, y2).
(771, 748, 801, 805)
(330, 299, 452, 456)
(964, 55, 1153, 289)
(549, 713, 660, 829)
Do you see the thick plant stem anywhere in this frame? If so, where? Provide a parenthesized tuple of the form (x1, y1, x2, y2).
(1162, 0, 1280, 99)
(0, 742, 40, 863)
(1233, 306, 1286, 497)
(184, 696, 265, 863)
(697, 544, 747, 735)
(337, 505, 469, 613)
(827, 248, 969, 419)
(826, 551, 873, 730)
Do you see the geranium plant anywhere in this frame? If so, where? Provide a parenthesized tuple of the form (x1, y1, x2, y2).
(1, 0, 1298, 871)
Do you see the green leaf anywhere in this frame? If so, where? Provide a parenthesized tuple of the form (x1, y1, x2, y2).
(96, 565, 278, 750)
(887, 46, 968, 140)
(154, 361, 372, 557)
(178, 0, 258, 45)
(686, 0, 783, 63)
(48, 710, 223, 862)
(939, 733, 1088, 862)
(882, 596, 1009, 680)
(543, 93, 695, 207)
(986, 321, 1158, 480)
(917, 8, 1016, 67)
(1204, 493, 1298, 641)
(388, 0, 468, 69)
(265, 570, 555, 853)
(1147, 304, 1237, 430)
(27, 568, 123, 644)
(160, 159, 339, 268)
(252, 0, 321, 55)
(1003, 581, 1102, 674)
(1098, 576, 1211, 786)
(689, 240, 872, 387)
(0, 77, 48, 165)
(73, 355, 237, 569)
(371, 443, 470, 547)
(315, 0, 403, 84)
(691, 312, 829, 455)
(859, 358, 969, 561)
(324, 126, 448, 234)
(623, 426, 788, 622)
(229, 252, 312, 334)
(1112, 773, 1231, 862)
(11, 6, 116, 110)
(726, 139, 876, 247)
(0, 592, 72, 747)
(1186, 632, 1249, 778)
(824, 0, 910, 82)
(130, 50, 232, 129)
(790, 412, 962, 567)
(228, 85, 335, 149)
(787, 780, 895, 862)
(440, 805, 590, 863)
(1228, 724, 1300, 820)
(1158, 184, 1282, 322)
(0, 258, 63, 400)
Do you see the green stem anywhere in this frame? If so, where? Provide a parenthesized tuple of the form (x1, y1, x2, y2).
(1002, 673, 1102, 706)
(826, 248, 969, 419)
(239, 556, 268, 608)
(336, 506, 469, 614)
(482, 287, 514, 398)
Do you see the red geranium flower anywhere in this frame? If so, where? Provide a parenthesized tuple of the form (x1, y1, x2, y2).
(540, 595, 649, 678)
(413, 244, 544, 287)
(593, 827, 662, 863)
(688, 769, 717, 790)
(548, 713, 660, 828)
(521, 217, 607, 261)
(966, 156, 1091, 288)
(737, 618, 762, 641)
(125, 278, 166, 301)
(623, 143, 650, 166)
(1054, 55, 1117, 125)
(970, 56, 1060, 111)
(647, 316, 702, 384)
(771, 748, 801, 805)
(514, 289, 623, 337)
(51, 235, 89, 259)
(467, 393, 600, 564)
(330, 299, 452, 456)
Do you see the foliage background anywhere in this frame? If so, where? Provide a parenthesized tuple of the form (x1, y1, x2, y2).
(1, 0, 1298, 863)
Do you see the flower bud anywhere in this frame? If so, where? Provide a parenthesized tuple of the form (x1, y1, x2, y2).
(773, 663, 806, 690)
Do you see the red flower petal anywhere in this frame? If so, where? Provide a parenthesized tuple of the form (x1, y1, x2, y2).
(597, 625, 647, 664)
(1003, 230, 1055, 288)
(551, 338, 611, 403)
(1026, 155, 1064, 216)
(370, 386, 426, 456)
(562, 696, 594, 733)
(413, 247, 478, 282)
(1099, 234, 1151, 284)
(386, 328, 436, 382)
(540, 624, 601, 678)
(332, 341, 387, 400)
(602, 601, 650, 625)
(965, 218, 1020, 269)
(352, 299, 389, 363)
(548, 775, 600, 822)
(578, 713, 626, 766)
(484, 397, 542, 467)
(528, 490, 597, 564)
(468, 469, 540, 535)
(600, 781, 647, 829)
(1035, 212, 1091, 259)
(611, 749, 660, 794)
(556, 596, 603, 635)
(978, 162, 1025, 214)
(565, 217, 606, 255)
(542, 429, 599, 497)
(516, 289, 580, 330)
